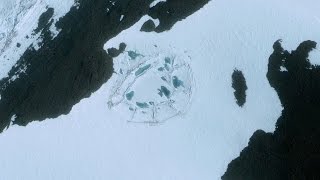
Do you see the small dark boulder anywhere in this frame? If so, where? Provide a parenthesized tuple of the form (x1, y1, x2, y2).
(232, 69, 247, 107)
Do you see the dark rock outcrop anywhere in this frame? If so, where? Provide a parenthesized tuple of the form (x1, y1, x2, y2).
(140, 19, 156, 32)
(232, 69, 247, 107)
(222, 40, 320, 180)
(0, 0, 210, 132)
(148, 0, 209, 32)
(33, 7, 54, 35)
(107, 43, 127, 58)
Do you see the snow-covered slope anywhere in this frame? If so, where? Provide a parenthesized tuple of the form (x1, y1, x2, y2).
(0, 0, 73, 79)
(0, 0, 320, 179)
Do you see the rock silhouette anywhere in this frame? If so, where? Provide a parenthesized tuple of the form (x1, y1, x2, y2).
(232, 69, 247, 107)
(222, 40, 320, 180)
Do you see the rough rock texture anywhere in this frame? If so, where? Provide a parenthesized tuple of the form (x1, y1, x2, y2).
(140, 19, 156, 32)
(232, 69, 247, 107)
(148, 0, 209, 32)
(33, 7, 54, 35)
(0, 0, 210, 132)
(222, 40, 320, 180)
(107, 43, 127, 58)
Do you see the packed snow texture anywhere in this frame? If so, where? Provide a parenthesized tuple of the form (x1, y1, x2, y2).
(0, 0, 74, 80)
(0, 0, 320, 179)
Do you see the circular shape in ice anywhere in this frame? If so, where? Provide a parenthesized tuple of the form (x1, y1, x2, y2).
(107, 47, 194, 124)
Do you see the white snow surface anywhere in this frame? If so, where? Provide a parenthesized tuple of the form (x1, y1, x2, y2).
(1, 0, 320, 179)
(107, 46, 194, 124)
(0, 0, 74, 80)
(150, 0, 167, 8)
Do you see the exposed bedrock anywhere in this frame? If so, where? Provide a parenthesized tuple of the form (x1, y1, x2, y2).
(223, 40, 320, 180)
(0, 0, 210, 132)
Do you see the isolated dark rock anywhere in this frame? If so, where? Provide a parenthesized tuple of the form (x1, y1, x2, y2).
(232, 69, 247, 107)
(222, 40, 320, 180)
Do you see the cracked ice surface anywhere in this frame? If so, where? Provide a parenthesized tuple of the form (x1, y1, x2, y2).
(108, 48, 194, 124)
